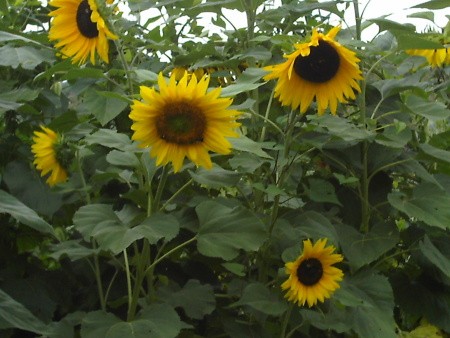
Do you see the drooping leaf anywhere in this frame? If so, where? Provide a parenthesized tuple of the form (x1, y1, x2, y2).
(189, 166, 241, 189)
(196, 200, 266, 260)
(84, 128, 134, 151)
(134, 213, 179, 244)
(80, 311, 121, 338)
(306, 178, 342, 206)
(412, 0, 449, 9)
(80, 90, 129, 126)
(0, 190, 55, 236)
(405, 95, 450, 122)
(419, 236, 450, 279)
(0, 45, 54, 69)
(0, 289, 49, 335)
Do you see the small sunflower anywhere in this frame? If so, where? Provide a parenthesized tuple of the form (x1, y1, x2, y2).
(406, 47, 450, 68)
(129, 72, 241, 173)
(282, 238, 344, 307)
(48, 0, 118, 65)
(31, 126, 69, 187)
(264, 26, 362, 115)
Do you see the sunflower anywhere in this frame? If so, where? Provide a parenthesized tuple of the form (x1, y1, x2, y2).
(406, 47, 450, 68)
(264, 26, 362, 115)
(281, 238, 344, 307)
(48, 0, 118, 65)
(31, 126, 69, 187)
(129, 72, 241, 173)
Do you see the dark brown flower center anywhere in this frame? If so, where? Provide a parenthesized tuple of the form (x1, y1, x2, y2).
(76, 0, 99, 38)
(156, 101, 206, 145)
(293, 40, 340, 83)
(297, 258, 323, 286)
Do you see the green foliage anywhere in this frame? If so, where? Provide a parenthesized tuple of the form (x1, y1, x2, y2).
(1, 0, 450, 337)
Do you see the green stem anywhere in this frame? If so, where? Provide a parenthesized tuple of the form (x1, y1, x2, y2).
(152, 165, 169, 212)
(160, 178, 193, 211)
(353, 0, 362, 41)
(259, 88, 276, 143)
(144, 237, 197, 274)
(114, 40, 134, 96)
(127, 240, 150, 321)
(123, 249, 133, 313)
(280, 304, 294, 338)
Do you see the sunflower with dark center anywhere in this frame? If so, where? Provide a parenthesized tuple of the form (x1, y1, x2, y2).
(282, 238, 344, 307)
(31, 126, 69, 187)
(264, 26, 362, 115)
(129, 72, 242, 173)
(48, 0, 117, 65)
(406, 47, 450, 68)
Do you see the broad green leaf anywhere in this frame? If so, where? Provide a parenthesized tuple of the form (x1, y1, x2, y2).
(405, 95, 450, 122)
(132, 69, 158, 83)
(402, 323, 443, 338)
(106, 150, 140, 167)
(375, 126, 411, 148)
(0, 31, 44, 45)
(73, 204, 121, 241)
(222, 262, 246, 276)
(412, 0, 449, 9)
(419, 143, 450, 164)
(105, 320, 154, 338)
(0, 45, 53, 69)
(189, 166, 241, 189)
(306, 178, 342, 206)
(230, 283, 287, 316)
(335, 222, 399, 270)
(0, 87, 40, 114)
(342, 273, 396, 338)
(0, 189, 55, 236)
(196, 200, 266, 260)
(407, 11, 435, 22)
(84, 128, 134, 151)
(395, 33, 444, 50)
(230, 136, 272, 159)
(369, 18, 415, 34)
(134, 213, 179, 244)
(220, 68, 267, 97)
(388, 183, 450, 230)
(49, 240, 97, 261)
(137, 303, 191, 338)
(80, 311, 121, 338)
(62, 68, 105, 80)
(295, 211, 340, 244)
(419, 236, 450, 279)
(159, 280, 215, 319)
(372, 74, 424, 99)
(80, 90, 129, 126)
(0, 289, 49, 334)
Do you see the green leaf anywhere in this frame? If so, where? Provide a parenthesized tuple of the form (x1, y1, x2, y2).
(230, 136, 272, 159)
(419, 236, 450, 279)
(0, 189, 55, 236)
(373, 74, 424, 99)
(137, 303, 191, 338)
(0, 289, 49, 334)
(160, 280, 215, 319)
(295, 211, 340, 245)
(196, 200, 266, 260)
(105, 320, 154, 338)
(81, 90, 129, 126)
(388, 183, 450, 230)
(132, 69, 158, 83)
(369, 18, 415, 34)
(220, 68, 267, 97)
(395, 33, 444, 50)
(106, 150, 140, 167)
(0, 31, 44, 45)
(407, 11, 435, 22)
(405, 95, 450, 122)
(189, 166, 241, 189)
(134, 213, 179, 244)
(339, 273, 397, 338)
(419, 143, 450, 165)
(73, 204, 143, 253)
(80, 311, 121, 338)
(49, 240, 97, 261)
(306, 178, 342, 206)
(84, 128, 134, 151)
(336, 222, 399, 270)
(0, 45, 53, 69)
(222, 262, 246, 276)
(412, 0, 449, 9)
(230, 282, 287, 316)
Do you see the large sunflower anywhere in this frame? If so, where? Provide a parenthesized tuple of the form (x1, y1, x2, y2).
(31, 126, 69, 187)
(264, 26, 362, 115)
(282, 238, 344, 307)
(406, 47, 449, 68)
(129, 72, 241, 173)
(48, 0, 117, 65)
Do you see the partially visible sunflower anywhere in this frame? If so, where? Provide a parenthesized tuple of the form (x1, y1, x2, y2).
(406, 47, 450, 68)
(48, 0, 118, 65)
(264, 26, 362, 115)
(282, 238, 344, 307)
(31, 126, 69, 187)
(129, 72, 241, 173)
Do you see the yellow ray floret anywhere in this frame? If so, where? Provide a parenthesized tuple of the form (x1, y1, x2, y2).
(129, 72, 241, 173)
(264, 26, 362, 115)
(31, 126, 68, 187)
(281, 238, 344, 307)
(48, 0, 117, 65)
(406, 47, 450, 68)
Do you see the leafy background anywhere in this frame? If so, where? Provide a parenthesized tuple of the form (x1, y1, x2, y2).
(0, 0, 450, 337)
